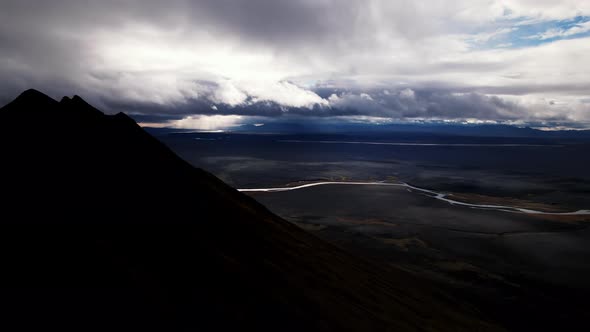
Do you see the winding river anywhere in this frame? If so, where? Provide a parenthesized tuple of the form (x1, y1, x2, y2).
(238, 181, 590, 216)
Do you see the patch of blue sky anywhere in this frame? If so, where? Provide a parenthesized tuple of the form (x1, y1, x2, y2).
(468, 16, 590, 50)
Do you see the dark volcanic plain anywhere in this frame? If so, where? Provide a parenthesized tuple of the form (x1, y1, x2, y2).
(153, 130, 590, 331)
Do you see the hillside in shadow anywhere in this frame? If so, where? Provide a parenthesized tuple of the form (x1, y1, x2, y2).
(0, 90, 500, 332)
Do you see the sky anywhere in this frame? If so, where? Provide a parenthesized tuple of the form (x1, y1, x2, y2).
(1, 0, 589, 130)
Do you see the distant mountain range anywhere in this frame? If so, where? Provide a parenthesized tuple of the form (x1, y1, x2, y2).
(232, 121, 590, 139)
(0, 90, 500, 331)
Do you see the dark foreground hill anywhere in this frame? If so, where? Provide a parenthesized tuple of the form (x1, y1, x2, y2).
(0, 90, 500, 331)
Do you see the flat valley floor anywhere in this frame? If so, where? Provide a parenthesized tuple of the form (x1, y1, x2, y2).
(155, 131, 590, 331)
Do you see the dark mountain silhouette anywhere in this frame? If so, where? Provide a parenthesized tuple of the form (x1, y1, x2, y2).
(0, 89, 500, 331)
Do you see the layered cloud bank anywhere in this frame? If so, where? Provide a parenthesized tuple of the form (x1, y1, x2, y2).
(1, 0, 589, 130)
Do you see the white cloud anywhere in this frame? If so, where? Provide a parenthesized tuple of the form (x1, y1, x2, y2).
(1, 0, 590, 127)
(210, 80, 248, 107)
(169, 115, 245, 131)
(239, 81, 329, 108)
(194, 79, 329, 109)
(399, 88, 415, 100)
(359, 93, 373, 100)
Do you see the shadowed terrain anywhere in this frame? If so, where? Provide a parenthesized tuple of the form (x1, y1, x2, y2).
(149, 127, 590, 331)
(0, 90, 500, 331)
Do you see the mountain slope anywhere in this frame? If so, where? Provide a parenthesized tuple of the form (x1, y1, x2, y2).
(0, 89, 501, 331)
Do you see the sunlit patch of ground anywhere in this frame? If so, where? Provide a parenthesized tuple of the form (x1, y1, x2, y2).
(447, 193, 566, 212)
(446, 192, 590, 222)
(292, 221, 328, 231)
(335, 217, 399, 228)
(377, 236, 428, 252)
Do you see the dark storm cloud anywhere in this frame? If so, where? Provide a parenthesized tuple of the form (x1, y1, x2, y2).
(109, 87, 538, 123)
(0, 0, 360, 56)
(179, 0, 359, 47)
(327, 89, 530, 121)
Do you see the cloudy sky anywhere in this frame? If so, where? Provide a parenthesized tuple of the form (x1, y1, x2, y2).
(1, 0, 590, 130)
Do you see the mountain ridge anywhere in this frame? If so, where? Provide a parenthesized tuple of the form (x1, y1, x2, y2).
(0, 89, 501, 332)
